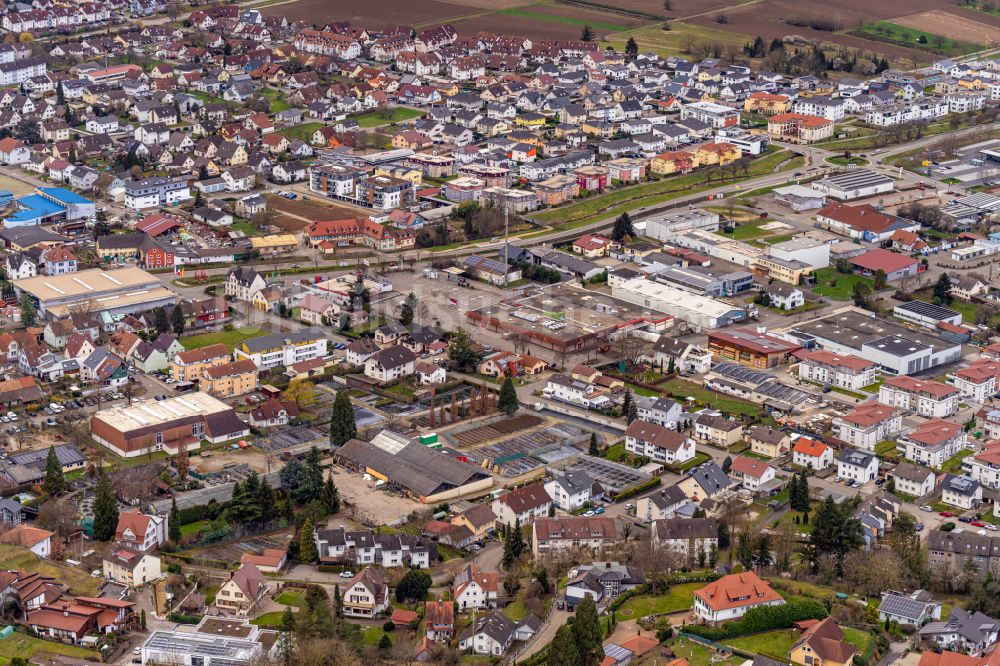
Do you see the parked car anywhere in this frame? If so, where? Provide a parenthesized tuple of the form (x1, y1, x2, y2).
(339, 571, 353, 579)
(973, 521, 986, 527)
(920, 505, 933, 512)
(939, 511, 954, 517)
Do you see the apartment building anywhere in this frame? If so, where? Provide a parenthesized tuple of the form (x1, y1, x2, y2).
(950, 360, 1000, 404)
(797, 350, 877, 391)
(234, 327, 328, 371)
(900, 418, 968, 468)
(170, 343, 231, 382)
(531, 516, 616, 557)
(832, 402, 902, 452)
(879, 376, 959, 418)
(201, 359, 258, 399)
(624, 420, 696, 465)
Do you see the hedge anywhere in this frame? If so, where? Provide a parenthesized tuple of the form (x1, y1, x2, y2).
(168, 612, 203, 624)
(612, 477, 661, 502)
(684, 599, 828, 641)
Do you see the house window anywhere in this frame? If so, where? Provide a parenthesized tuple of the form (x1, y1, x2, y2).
(155, 431, 163, 444)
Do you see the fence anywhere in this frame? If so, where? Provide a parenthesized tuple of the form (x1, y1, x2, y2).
(502, 597, 558, 665)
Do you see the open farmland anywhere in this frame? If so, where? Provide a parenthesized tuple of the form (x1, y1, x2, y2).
(603, 22, 751, 57)
(892, 10, 1000, 45)
(261, 0, 528, 27)
(681, 0, 984, 62)
(453, 3, 646, 40)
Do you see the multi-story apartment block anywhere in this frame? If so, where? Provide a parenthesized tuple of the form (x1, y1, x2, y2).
(234, 327, 328, 371)
(624, 420, 696, 465)
(879, 376, 959, 418)
(832, 402, 902, 452)
(124, 177, 190, 209)
(950, 359, 1000, 404)
(900, 418, 968, 468)
(798, 350, 877, 391)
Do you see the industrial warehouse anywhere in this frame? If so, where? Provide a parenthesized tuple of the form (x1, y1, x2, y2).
(781, 309, 963, 375)
(13, 266, 177, 319)
(466, 283, 671, 353)
(89, 393, 250, 458)
(333, 430, 493, 503)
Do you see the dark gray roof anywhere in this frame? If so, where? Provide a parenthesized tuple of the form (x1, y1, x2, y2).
(240, 327, 326, 354)
(10, 443, 84, 471)
(686, 462, 736, 495)
(335, 438, 490, 498)
(878, 592, 937, 622)
(653, 517, 718, 540)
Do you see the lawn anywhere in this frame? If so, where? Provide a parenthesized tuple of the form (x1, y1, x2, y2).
(658, 378, 768, 421)
(875, 440, 900, 456)
(826, 156, 869, 167)
(604, 442, 627, 462)
(812, 267, 875, 300)
(777, 507, 815, 534)
(202, 583, 219, 605)
(941, 449, 973, 474)
(180, 326, 268, 351)
(625, 382, 660, 397)
(0, 631, 98, 665)
(725, 628, 798, 658)
(362, 626, 385, 646)
(503, 597, 530, 621)
(251, 610, 287, 628)
(230, 219, 262, 237)
(672, 451, 711, 472)
(667, 636, 745, 666)
(843, 627, 875, 655)
(353, 107, 423, 128)
(180, 520, 210, 538)
(279, 121, 326, 143)
(387, 383, 417, 399)
(259, 87, 290, 113)
(530, 150, 802, 230)
(930, 297, 1000, 327)
(275, 590, 304, 607)
(0, 544, 98, 597)
(717, 219, 771, 241)
(618, 582, 703, 617)
(861, 378, 884, 393)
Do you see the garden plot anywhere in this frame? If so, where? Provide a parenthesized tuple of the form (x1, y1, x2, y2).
(547, 454, 652, 494)
(459, 423, 592, 478)
(254, 426, 328, 453)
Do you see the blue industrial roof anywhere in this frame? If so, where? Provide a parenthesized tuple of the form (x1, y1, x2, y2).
(5, 194, 65, 224)
(38, 187, 92, 205)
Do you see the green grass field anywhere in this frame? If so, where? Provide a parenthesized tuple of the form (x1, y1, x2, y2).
(618, 582, 704, 617)
(180, 327, 268, 351)
(941, 449, 973, 474)
(602, 22, 750, 58)
(852, 21, 981, 56)
(250, 611, 287, 628)
(668, 636, 745, 666)
(0, 632, 98, 665)
(354, 107, 423, 128)
(500, 7, 627, 32)
(717, 219, 772, 241)
(658, 378, 769, 421)
(259, 87, 290, 113)
(812, 267, 875, 300)
(279, 122, 326, 143)
(179, 520, 210, 538)
(530, 150, 803, 231)
(275, 590, 304, 607)
(725, 628, 797, 658)
(843, 627, 875, 655)
(0, 544, 99, 597)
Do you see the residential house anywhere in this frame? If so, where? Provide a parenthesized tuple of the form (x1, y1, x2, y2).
(492, 483, 552, 527)
(693, 572, 784, 623)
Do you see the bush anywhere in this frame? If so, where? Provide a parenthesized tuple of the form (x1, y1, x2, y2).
(612, 477, 661, 502)
(383, 620, 395, 632)
(684, 599, 828, 641)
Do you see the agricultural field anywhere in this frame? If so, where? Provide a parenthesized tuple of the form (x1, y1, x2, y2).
(602, 22, 751, 58)
(452, 2, 647, 41)
(263, 193, 367, 229)
(851, 15, 984, 56)
(260, 0, 526, 28)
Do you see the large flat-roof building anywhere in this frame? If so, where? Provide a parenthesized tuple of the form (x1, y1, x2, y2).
(707, 328, 803, 369)
(466, 282, 672, 353)
(90, 393, 250, 458)
(334, 431, 493, 503)
(781, 309, 962, 375)
(610, 277, 749, 330)
(811, 169, 894, 201)
(13, 266, 177, 320)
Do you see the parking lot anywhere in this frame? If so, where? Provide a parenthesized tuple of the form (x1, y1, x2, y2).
(328, 465, 423, 526)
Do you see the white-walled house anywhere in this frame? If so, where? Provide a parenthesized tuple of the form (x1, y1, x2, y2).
(832, 402, 902, 452)
(941, 474, 983, 510)
(879, 376, 959, 418)
(900, 419, 968, 469)
(492, 483, 552, 527)
(798, 350, 877, 391)
(624, 420, 696, 465)
(693, 572, 784, 623)
(836, 449, 879, 484)
(544, 471, 594, 512)
(892, 461, 936, 497)
(792, 437, 833, 470)
(728, 456, 775, 492)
